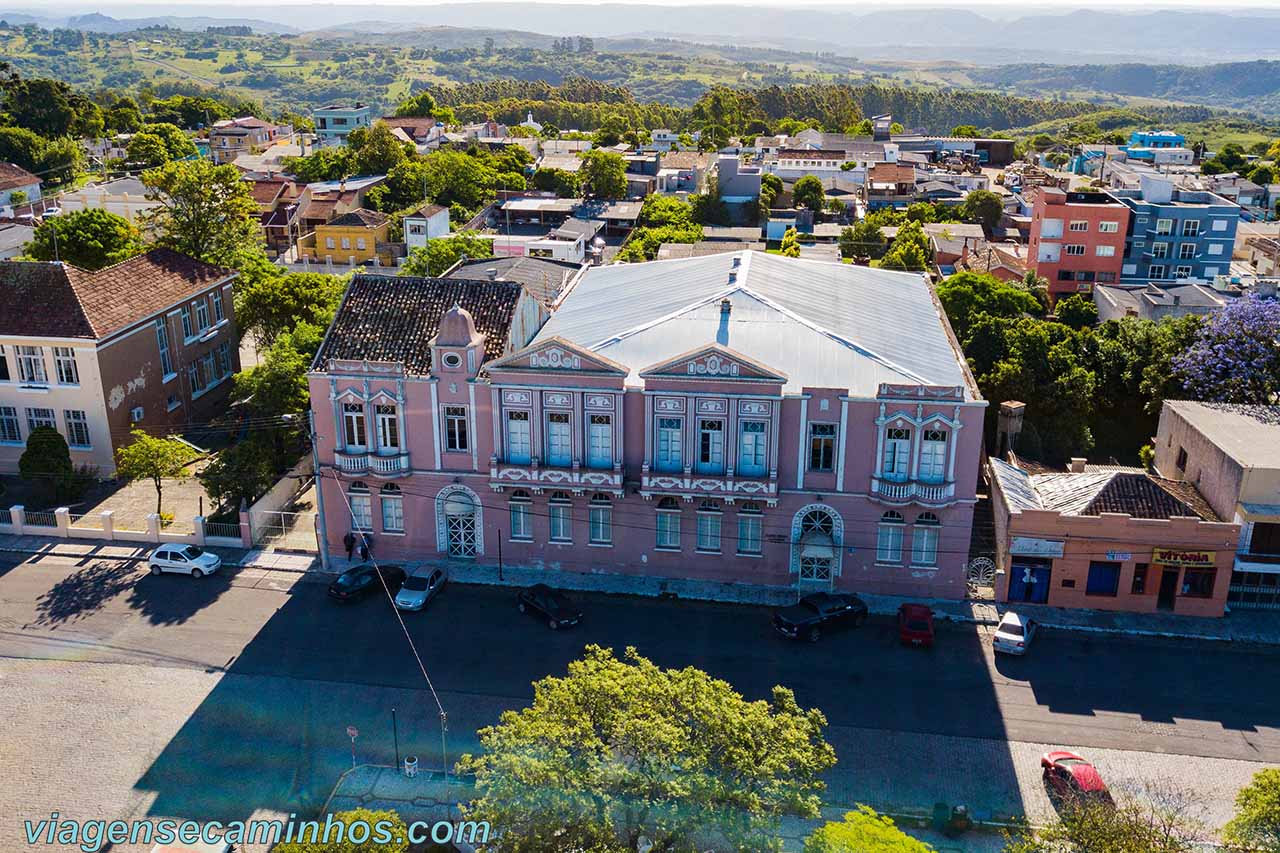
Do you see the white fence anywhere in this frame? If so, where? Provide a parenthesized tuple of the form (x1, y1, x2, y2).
(0, 505, 250, 549)
(247, 458, 318, 553)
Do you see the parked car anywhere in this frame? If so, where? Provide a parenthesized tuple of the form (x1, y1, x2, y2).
(517, 584, 581, 630)
(395, 567, 448, 611)
(327, 564, 407, 602)
(773, 592, 868, 642)
(897, 603, 935, 648)
(1041, 751, 1113, 805)
(993, 611, 1038, 655)
(148, 544, 222, 578)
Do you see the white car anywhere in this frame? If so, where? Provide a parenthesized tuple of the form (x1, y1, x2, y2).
(148, 544, 222, 578)
(993, 611, 1038, 655)
(395, 567, 448, 611)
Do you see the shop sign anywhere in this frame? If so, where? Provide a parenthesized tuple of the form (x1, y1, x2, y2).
(1152, 548, 1215, 567)
(1106, 550, 1133, 561)
(1011, 537, 1065, 558)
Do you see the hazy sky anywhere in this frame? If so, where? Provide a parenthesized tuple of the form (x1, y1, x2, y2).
(30, 0, 1280, 7)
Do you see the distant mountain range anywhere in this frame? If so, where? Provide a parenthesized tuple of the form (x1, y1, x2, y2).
(5, 4, 1280, 63)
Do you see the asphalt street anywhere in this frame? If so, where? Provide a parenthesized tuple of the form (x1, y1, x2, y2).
(2, 550, 1278, 843)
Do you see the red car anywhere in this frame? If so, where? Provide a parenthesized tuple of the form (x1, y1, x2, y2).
(897, 603, 935, 647)
(1041, 751, 1113, 804)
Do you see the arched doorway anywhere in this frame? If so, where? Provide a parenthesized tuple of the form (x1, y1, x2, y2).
(790, 505, 843, 588)
(436, 485, 483, 557)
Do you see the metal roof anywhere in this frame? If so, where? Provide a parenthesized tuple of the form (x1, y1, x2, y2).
(533, 250, 973, 397)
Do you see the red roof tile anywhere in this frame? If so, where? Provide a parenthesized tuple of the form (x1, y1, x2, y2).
(0, 162, 39, 192)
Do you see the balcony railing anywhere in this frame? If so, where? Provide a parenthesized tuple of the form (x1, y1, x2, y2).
(335, 450, 410, 477)
(639, 463, 779, 505)
(870, 477, 956, 506)
(489, 456, 624, 495)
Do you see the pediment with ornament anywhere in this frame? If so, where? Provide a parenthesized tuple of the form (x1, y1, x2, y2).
(639, 344, 787, 383)
(486, 337, 629, 375)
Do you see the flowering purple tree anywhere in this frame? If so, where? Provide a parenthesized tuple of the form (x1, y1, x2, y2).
(1174, 295, 1280, 403)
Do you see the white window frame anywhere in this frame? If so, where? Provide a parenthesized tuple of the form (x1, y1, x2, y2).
(342, 402, 367, 450)
(1174, 265, 1193, 279)
(64, 410, 91, 448)
(883, 427, 911, 481)
(194, 300, 210, 332)
(1064, 244, 1086, 256)
(444, 405, 469, 453)
(586, 414, 612, 469)
(1068, 220, 1089, 232)
(737, 504, 763, 555)
(1149, 264, 1167, 280)
(656, 416, 683, 472)
(696, 502, 722, 553)
(16, 346, 46, 384)
(1095, 245, 1116, 257)
(549, 493, 572, 542)
(696, 418, 724, 475)
(1178, 243, 1196, 260)
(877, 512, 904, 563)
(211, 289, 225, 322)
(380, 488, 404, 533)
(0, 406, 21, 443)
(545, 411, 572, 467)
(919, 429, 947, 484)
(376, 404, 400, 451)
(589, 494, 612, 545)
(1098, 221, 1119, 233)
(156, 319, 174, 377)
(912, 515, 940, 566)
(350, 487, 373, 531)
(53, 347, 79, 385)
(26, 407, 55, 433)
(656, 500, 681, 550)
(1181, 219, 1200, 237)
(180, 307, 194, 340)
(737, 420, 767, 477)
(1155, 218, 1173, 236)
(505, 410, 531, 464)
(509, 491, 532, 540)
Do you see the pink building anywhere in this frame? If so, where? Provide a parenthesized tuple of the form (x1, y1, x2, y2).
(308, 251, 987, 600)
(1028, 188, 1130, 302)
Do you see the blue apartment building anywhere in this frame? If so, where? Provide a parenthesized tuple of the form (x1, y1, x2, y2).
(313, 103, 374, 147)
(1114, 177, 1240, 284)
(1128, 130, 1185, 149)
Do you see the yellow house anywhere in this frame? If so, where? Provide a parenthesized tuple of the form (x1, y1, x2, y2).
(299, 208, 393, 266)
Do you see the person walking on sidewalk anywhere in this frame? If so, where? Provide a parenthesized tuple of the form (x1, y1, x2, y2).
(359, 533, 373, 561)
(343, 531, 356, 560)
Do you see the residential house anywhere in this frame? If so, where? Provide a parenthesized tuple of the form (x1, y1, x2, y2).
(656, 241, 765, 260)
(956, 242, 1030, 283)
(248, 178, 303, 256)
(380, 116, 445, 150)
(209, 117, 293, 166)
(1113, 177, 1240, 285)
(308, 251, 986, 600)
(0, 249, 239, 475)
(294, 176, 387, 235)
(0, 163, 41, 208)
(657, 151, 711, 195)
(927, 223, 987, 269)
(989, 457, 1236, 617)
(298, 208, 394, 267)
(767, 149, 850, 182)
(714, 156, 762, 224)
(1153, 400, 1280, 610)
(1028, 188, 1131, 301)
(1094, 282, 1229, 322)
(313, 103, 374, 146)
(540, 140, 593, 157)
(537, 154, 583, 176)
(865, 163, 918, 210)
(1128, 130, 1186, 149)
(403, 204, 451, 251)
(232, 138, 311, 177)
(647, 129, 681, 152)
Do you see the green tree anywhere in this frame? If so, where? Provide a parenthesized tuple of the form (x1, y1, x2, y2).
(25, 209, 144, 270)
(950, 125, 979, 138)
(793, 175, 826, 211)
(936, 271, 1043, 342)
(1003, 785, 1206, 853)
(592, 113, 630, 148)
(142, 159, 261, 268)
(890, 122, 905, 134)
(19, 426, 74, 502)
(400, 232, 493, 277)
(805, 806, 935, 853)
(235, 271, 345, 346)
(283, 146, 354, 183)
(962, 189, 1005, 234)
(353, 121, 408, 175)
(394, 91, 437, 117)
(125, 131, 171, 168)
(780, 226, 802, 257)
(578, 149, 627, 200)
(847, 119, 874, 136)
(234, 323, 321, 420)
(458, 645, 836, 853)
(140, 122, 198, 161)
(104, 97, 143, 133)
(844, 217, 887, 259)
(197, 435, 278, 511)
(638, 193, 693, 227)
(1224, 768, 1280, 853)
(880, 220, 932, 271)
(760, 171, 783, 217)
(905, 202, 936, 224)
(532, 167, 578, 197)
(272, 809, 409, 853)
(114, 430, 197, 516)
(1249, 164, 1276, 186)
(1056, 293, 1099, 330)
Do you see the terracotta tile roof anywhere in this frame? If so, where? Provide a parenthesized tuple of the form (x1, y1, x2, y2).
(659, 151, 711, 171)
(0, 162, 39, 192)
(314, 273, 523, 375)
(409, 203, 448, 219)
(868, 162, 918, 184)
(380, 116, 436, 139)
(301, 198, 338, 222)
(0, 248, 234, 340)
(326, 208, 388, 228)
(248, 180, 289, 204)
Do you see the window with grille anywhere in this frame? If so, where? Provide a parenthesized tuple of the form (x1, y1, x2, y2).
(587, 414, 612, 469)
(16, 346, 46, 383)
(0, 406, 20, 443)
(342, 403, 367, 449)
(180, 307, 194, 339)
(64, 410, 90, 448)
(53, 347, 79, 385)
(919, 429, 947, 483)
(377, 404, 400, 450)
(883, 427, 911, 479)
(155, 320, 173, 376)
(697, 419, 724, 474)
(26, 407, 55, 433)
(545, 412, 571, 466)
(656, 417, 683, 472)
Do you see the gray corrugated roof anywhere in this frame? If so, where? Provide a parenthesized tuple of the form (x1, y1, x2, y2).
(990, 457, 1041, 511)
(532, 250, 972, 397)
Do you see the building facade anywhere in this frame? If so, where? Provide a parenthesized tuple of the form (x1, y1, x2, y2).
(1114, 177, 1239, 285)
(990, 458, 1236, 617)
(1154, 401, 1280, 611)
(313, 103, 374, 147)
(1028, 188, 1131, 301)
(209, 117, 293, 165)
(299, 209, 392, 266)
(0, 250, 239, 475)
(403, 205, 451, 251)
(0, 163, 41, 208)
(309, 252, 986, 600)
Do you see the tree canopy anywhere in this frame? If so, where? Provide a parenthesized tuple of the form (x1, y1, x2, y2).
(25, 208, 144, 271)
(114, 430, 197, 516)
(1224, 768, 1280, 853)
(142, 159, 262, 269)
(399, 232, 493, 277)
(458, 644, 836, 853)
(805, 807, 936, 853)
(578, 149, 628, 200)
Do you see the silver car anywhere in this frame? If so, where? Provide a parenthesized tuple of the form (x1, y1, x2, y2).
(993, 611, 1038, 655)
(148, 544, 222, 578)
(394, 567, 448, 611)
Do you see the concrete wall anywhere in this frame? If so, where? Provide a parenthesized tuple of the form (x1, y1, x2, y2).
(1152, 405, 1244, 521)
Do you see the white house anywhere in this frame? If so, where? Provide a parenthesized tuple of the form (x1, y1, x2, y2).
(403, 204, 451, 251)
(0, 163, 41, 208)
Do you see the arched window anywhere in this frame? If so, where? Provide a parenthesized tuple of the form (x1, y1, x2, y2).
(348, 481, 372, 530)
(508, 489, 531, 541)
(549, 491, 572, 542)
(380, 483, 403, 533)
(656, 496, 681, 550)
(797, 506, 838, 582)
(589, 493, 612, 545)
(737, 501, 763, 556)
(877, 510, 905, 563)
(696, 500, 722, 553)
(912, 512, 941, 566)
(800, 509, 834, 536)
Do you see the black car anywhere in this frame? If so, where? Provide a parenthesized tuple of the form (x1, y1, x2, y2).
(773, 592, 868, 642)
(517, 583, 582, 630)
(327, 563, 407, 602)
